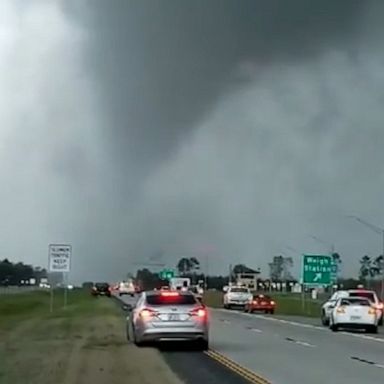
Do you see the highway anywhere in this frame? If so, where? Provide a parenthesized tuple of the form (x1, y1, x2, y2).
(118, 294, 384, 384)
(210, 308, 384, 384)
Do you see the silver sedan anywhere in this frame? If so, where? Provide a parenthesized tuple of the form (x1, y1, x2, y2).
(125, 290, 209, 350)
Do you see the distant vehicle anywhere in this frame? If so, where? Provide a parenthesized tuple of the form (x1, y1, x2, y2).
(160, 286, 170, 290)
(170, 277, 191, 291)
(92, 282, 111, 297)
(223, 286, 252, 309)
(321, 290, 349, 325)
(321, 289, 383, 326)
(329, 297, 379, 333)
(347, 289, 383, 326)
(244, 294, 276, 314)
(189, 285, 204, 302)
(118, 281, 135, 297)
(125, 290, 209, 350)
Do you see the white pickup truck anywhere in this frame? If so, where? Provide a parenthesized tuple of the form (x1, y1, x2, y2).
(223, 286, 252, 309)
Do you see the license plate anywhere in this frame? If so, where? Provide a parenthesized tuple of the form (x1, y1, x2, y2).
(350, 316, 361, 320)
(168, 314, 180, 321)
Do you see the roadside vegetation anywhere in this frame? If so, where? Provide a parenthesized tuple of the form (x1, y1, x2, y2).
(0, 290, 180, 384)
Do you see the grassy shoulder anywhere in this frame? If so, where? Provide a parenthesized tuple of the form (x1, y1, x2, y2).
(203, 290, 323, 318)
(0, 290, 181, 384)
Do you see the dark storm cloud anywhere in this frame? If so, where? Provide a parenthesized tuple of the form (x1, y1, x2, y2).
(3, 0, 384, 282)
(78, 0, 366, 177)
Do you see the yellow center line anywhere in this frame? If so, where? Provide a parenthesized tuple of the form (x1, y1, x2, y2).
(204, 349, 271, 384)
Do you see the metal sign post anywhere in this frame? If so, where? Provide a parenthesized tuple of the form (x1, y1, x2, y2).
(63, 272, 68, 310)
(49, 281, 54, 313)
(48, 244, 72, 312)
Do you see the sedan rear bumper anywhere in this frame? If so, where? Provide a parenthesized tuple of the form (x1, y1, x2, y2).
(249, 305, 275, 310)
(334, 322, 376, 329)
(140, 328, 208, 342)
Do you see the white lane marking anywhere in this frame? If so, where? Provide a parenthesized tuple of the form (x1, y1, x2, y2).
(213, 308, 384, 344)
(285, 337, 316, 348)
(250, 328, 262, 333)
(340, 331, 384, 343)
(295, 340, 315, 348)
(219, 319, 231, 324)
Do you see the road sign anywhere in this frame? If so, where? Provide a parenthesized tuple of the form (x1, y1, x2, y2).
(159, 268, 175, 280)
(48, 244, 71, 273)
(302, 254, 332, 286)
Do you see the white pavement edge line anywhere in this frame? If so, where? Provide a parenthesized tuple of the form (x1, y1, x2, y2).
(213, 308, 384, 344)
(295, 340, 316, 348)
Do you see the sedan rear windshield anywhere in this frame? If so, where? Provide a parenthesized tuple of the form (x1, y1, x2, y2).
(230, 288, 249, 293)
(340, 298, 370, 306)
(95, 283, 109, 288)
(254, 295, 271, 300)
(146, 294, 197, 305)
(349, 292, 375, 302)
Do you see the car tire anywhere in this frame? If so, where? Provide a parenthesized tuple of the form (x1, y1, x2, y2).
(369, 325, 378, 334)
(330, 323, 338, 332)
(133, 330, 145, 347)
(378, 316, 383, 326)
(269, 310, 275, 315)
(198, 339, 209, 351)
(321, 311, 329, 326)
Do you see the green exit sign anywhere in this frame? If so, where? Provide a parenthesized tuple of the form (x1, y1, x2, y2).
(159, 269, 175, 280)
(302, 255, 332, 286)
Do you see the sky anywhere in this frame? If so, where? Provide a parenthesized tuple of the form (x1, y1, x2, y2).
(1, 0, 384, 282)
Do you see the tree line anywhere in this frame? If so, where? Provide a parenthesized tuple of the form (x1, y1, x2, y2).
(0, 259, 47, 286)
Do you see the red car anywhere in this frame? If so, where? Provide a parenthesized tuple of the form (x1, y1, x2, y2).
(245, 294, 276, 314)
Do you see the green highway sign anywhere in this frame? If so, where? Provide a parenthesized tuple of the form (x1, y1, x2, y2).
(302, 255, 332, 286)
(159, 269, 175, 280)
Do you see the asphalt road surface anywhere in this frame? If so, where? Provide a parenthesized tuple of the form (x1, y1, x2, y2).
(210, 308, 384, 384)
(118, 294, 384, 384)
(116, 294, 251, 384)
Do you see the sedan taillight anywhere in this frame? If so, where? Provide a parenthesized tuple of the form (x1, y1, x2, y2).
(190, 307, 207, 318)
(368, 308, 376, 315)
(140, 308, 158, 319)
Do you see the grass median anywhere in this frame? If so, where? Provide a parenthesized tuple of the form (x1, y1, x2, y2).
(203, 290, 323, 318)
(0, 289, 181, 384)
